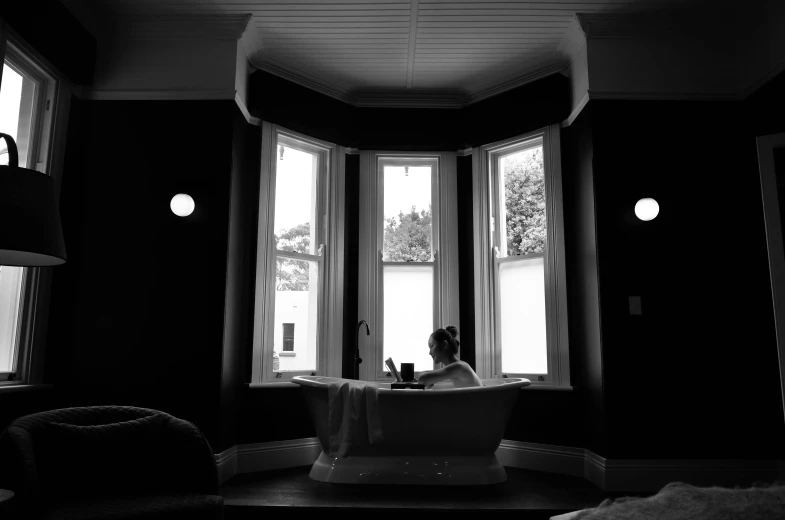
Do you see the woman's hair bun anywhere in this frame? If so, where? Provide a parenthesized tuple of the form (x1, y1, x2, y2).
(446, 325, 458, 338)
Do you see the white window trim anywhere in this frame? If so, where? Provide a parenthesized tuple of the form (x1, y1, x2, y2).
(472, 124, 570, 386)
(251, 122, 345, 385)
(357, 151, 460, 382)
(0, 25, 71, 386)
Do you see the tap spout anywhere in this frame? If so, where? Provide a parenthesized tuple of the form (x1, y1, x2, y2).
(355, 320, 370, 379)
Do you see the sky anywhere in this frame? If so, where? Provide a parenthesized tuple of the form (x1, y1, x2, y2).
(273, 147, 433, 234)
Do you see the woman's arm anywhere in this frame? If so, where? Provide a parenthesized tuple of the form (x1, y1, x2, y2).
(417, 363, 465, 387)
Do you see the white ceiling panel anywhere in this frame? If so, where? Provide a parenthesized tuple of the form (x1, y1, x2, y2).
(71, 0, 709, 107)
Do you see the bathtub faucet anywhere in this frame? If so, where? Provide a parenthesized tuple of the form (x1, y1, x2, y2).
(355, 320, 370, 379)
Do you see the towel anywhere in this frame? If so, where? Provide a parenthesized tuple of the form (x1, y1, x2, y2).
(327, 380, 383, 457)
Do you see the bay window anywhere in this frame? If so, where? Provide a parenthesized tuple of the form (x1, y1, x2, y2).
(252, 123, 345, 384)
(472, 125, 570, 385)
(358, 152, 460, 381)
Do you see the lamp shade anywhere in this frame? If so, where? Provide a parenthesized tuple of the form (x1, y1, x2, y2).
(0, 133, 66, 266)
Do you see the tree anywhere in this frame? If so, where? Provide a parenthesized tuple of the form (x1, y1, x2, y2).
(383, 205, 432, 262)
(502, 147, 546, 255)
(275, 223, 311, 290)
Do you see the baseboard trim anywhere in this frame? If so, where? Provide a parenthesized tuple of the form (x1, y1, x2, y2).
(215, 438, 781, 492)
(498, 440, 585, 478)
(215, 438, 321, 485)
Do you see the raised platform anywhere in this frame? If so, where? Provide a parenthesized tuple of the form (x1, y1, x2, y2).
(309, 451, 507, 485)
(220, 464, 614, 520)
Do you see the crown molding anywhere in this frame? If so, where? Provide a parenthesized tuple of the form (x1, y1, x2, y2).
(250, 57, 354, 106)
(116, 14, 252, 41)
(556, 16, 587, 63)
(465, 61, 568, 106)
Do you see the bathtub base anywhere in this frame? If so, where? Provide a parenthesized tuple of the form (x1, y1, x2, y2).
(309, 451, 507, 485)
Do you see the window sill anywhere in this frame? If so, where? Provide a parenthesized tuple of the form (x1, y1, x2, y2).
(247, 382, 300, 389)
(521, 384, 574, 392)
(0, 383, 53, 394)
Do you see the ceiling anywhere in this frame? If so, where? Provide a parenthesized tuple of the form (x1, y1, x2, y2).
(66, 0, 711, 107)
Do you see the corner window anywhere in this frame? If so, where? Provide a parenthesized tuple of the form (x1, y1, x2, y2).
(0, 37, 59, 384)
(473, 125, 570, 385)
(252, 123, 345, 384)
(358, 152, 460, 381)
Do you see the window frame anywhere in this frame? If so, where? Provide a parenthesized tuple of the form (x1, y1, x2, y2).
(251, 122, 345, 385)
(472, 125, 570, 386)
(358, 151, 460, 382)
(0, 26, 69, 386)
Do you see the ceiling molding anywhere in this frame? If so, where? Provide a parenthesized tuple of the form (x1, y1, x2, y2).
(116, 14, 252, 41)
(465, 61, 568, 106)
(556, 16, 586, 63)
(250, 57, 354, 106)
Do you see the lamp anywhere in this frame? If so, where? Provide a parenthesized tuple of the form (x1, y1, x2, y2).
(0, 133, 66, 266)
(634, 198, 659, 221)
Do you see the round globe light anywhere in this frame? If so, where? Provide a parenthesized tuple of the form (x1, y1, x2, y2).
(170, 193, 195, 217)
(634, 198, 659, 221)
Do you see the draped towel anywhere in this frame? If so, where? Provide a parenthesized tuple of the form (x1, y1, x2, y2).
(327, 380, 383, 458)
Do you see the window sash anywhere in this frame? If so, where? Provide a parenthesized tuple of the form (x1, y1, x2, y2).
(252, 122, 344, 384)
(490, 138, 555, 382)
(493, 252, 551, 380)
(473, 125, 570, 386)
(375, 157, 439, 380)
(270, 249, 325, 377)
(358, 152, 460, 383)
(264, 130, 326, 382)
(378, 260, 436, 378)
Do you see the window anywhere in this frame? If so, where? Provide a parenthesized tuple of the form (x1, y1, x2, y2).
(472, 125, 570, 386)
(252, 123, 345, 384)
(0, 36, 59, 384)
(358, 152, 460, 381)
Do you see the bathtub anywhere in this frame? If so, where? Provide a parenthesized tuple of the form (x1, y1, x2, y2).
(292, 375, 530, 485)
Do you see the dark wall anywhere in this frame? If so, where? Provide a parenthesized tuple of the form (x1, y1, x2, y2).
(248, 70, 570, 151)
(40, 99, 237, 450)
(218, 114, 262, 452)
(0, 0, 95, 85)
(560, 105, 608, 455)
(456, 155, 476, 371)
(343, 154, 361, 379)
(590, 99, 785, 459)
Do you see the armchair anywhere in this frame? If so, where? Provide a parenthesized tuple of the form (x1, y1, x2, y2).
(0, 405, 224, 519)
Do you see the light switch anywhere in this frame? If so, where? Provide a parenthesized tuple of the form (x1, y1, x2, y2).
(629, 296, 642, 315)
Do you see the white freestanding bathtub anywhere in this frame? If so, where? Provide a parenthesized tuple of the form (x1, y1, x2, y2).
(292, 375, 530, 485)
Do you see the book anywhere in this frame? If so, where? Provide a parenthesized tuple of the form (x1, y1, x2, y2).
(385, 357, 402, 382)
(391, 382, 425, 390)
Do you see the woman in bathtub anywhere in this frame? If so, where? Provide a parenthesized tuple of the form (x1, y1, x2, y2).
(416, 326, 482, 388)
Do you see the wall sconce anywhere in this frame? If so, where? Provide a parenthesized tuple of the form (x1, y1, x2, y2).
(635, 198, 659, 221)
(170, 193, 195, 217)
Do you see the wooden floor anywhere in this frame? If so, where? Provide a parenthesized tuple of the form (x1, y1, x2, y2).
(220, 465, 615, 520)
